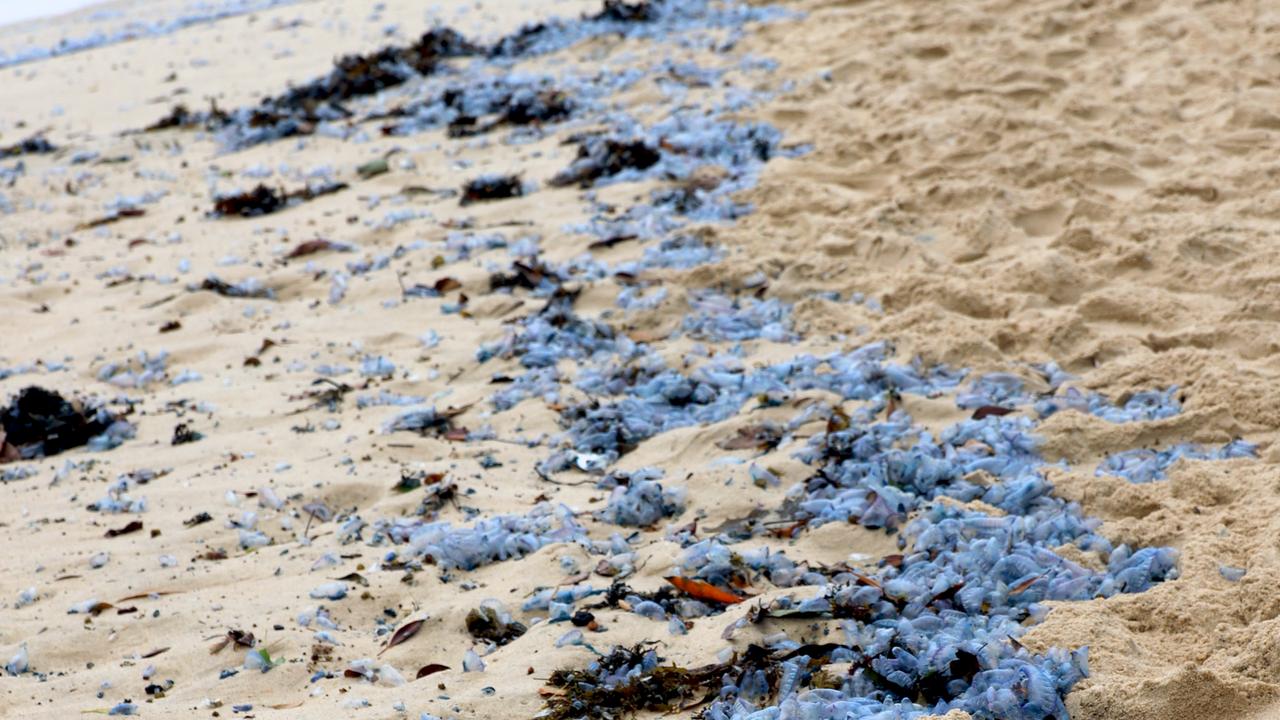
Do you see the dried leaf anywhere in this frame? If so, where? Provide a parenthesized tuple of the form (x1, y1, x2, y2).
(588, 234, 637, 250)
(416, 663, 450, 679)
(379, 619, 424, 656)
(88, 602, 115, 616)
(971, 405, 1014, 420)
(285, 238, 348, 259)
(665, 576, 745, 605)
(140, 647, 169, 659)
(1008, 574, 1044, 596)
(336, 572, 369, 587)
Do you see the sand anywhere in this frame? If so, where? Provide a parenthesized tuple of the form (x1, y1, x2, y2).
(0, 0, 1279, 718)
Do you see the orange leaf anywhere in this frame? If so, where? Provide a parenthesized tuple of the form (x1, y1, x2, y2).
(665, 576, 745, 605)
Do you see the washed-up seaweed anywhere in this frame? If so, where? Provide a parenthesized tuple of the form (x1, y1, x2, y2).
(465, 604, 527, 645)
(0, 386, 129, 462)
(541, 644, 723, 719)
(0, 134, 55, 159)
(460, 174, 525, 205)
(196, 276, 275, 299)
(144, 101, 230, 132)
(442, 87, 573, 138)
(550, 139, 661, 188)
(144, 27, 480, 147)
(211, 181, 348, 218)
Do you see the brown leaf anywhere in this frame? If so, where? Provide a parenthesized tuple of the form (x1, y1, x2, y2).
(286, 239, 337, 258)
(105, 520, 143, 538)
(971, 405, 1014, 420)
(434, 277, 462, 293)
(1008, 574, 1044, 596)
(379, 619, 424, 657)
(88, 602, 115, 616)
(665, 576, 746, 604)
(336, 572, 369, 587)
(140, 647, 169, 658)
(588, 234, 637, 250)
(415, 663, 450, 679)
(826, 408, 851, 434)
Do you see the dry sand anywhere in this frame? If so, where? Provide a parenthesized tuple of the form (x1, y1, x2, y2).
(0, 0, 1279, 719)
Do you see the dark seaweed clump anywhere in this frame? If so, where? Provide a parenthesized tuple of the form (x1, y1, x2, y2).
(465, 604, 527, 645)
(271, 28, 479, 118)
(143, 101, 231, 132)
(542, 643, 726, 719)
(550, 138, 662, 188)
(211, 182, 348, 217)
(445, 87, 573, 138)
(148, 28, 480, 143)
(460, 175, 525, 205)
(490, 0, 661, 57)
(0, 387, 121, 461)
(0, 134, 56, 159)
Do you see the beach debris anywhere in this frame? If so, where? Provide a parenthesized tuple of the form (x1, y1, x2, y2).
(210, 630, 256, 654)
(144, 101, 230, 132)
(716, 423, 784, 452)
(0, 134, 55, 158)
(211, 182, 348, 218)
(356, 158, 389, 179)
(285, 238, 352, 259)
(196, 276, 275, 299)
(416, 663, 450, 679)
(664, 576, 745, 605)
(379, 619, 424, 656)
(384, 404, 471, 438)
(105, 520, 143, 538)
(77, 207, 146, 229)
(171, 423, 202, 445)
(184, 512, 213, 527)
(144, 27, 480, 148)
(0, 386, 130, 462)
(465, 603, 527, 646)
(549, 138, 660, 188)
(460, 174, 525, 205)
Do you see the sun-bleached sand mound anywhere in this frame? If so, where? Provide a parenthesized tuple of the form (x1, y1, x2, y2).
(1, 1, 1278, 719)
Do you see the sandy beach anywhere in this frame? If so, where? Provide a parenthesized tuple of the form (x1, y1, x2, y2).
(1, 1, 1278, 719)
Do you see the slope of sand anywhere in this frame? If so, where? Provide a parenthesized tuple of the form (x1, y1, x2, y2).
(1, 0, 1279, 719)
